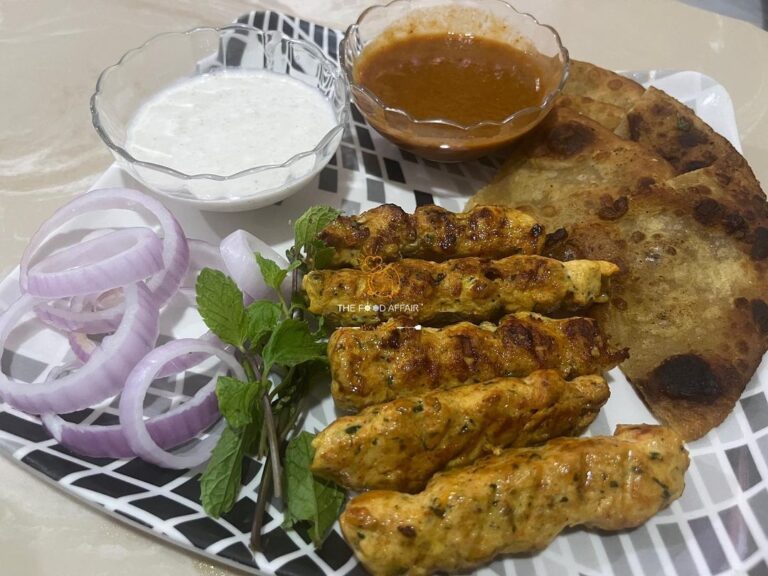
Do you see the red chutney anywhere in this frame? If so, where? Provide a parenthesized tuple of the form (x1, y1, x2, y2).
(354, 33, 547, 125)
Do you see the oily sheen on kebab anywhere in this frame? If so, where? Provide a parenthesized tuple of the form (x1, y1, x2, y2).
(307, 198, 686, 575)
(469, 60, 768, 440)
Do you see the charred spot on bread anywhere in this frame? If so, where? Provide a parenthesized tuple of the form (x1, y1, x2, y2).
(750, 299, 768, 335)
(598, 196, 629, 220)
(651, 354, 722, 400)
(750, 227, 768, 260)
(693, 197, 723, 226)
(547, 122, 596, 157)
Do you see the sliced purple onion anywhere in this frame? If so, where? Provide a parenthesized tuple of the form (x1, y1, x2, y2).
(154, 331, 233, 378)
(120, 339, 245, 469)
(39, 238, 221, 335)
(34, 295, 124, 334)
(69, 328, 229, 380)
(220, 230, 289, 303)
(40, 340, 235, 459)
(0, 282, 159, 414)
(68, 331, 97, 364)
(26, 228, 163, 298)
(20, 188, 189, 308)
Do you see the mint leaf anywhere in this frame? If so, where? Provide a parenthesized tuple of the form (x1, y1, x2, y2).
(309, 242, 336, 270)
(255, 253, 289, 293)
(246, 300, 282, 348)
(293, 206, 341, 269)
(262, 319, 327, 372)
(215, 376, 253, 429)
(196, 268, 246, 348)
(200, 426, 246, 517)
(283, 431, 345, 546)
(293, 206, 341, 251)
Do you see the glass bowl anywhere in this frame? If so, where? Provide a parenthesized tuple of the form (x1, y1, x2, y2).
(341, 0, 569, 162)
(91, 25, 348, 212)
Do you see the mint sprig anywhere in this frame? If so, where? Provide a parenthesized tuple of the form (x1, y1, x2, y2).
(200, 426, 247, 518)
(196, 205, 345, 548)
(262, 319, 327, 373)
(283, 431, 345, 546)
(196, 269, 247, 348)
(290, 206, 341, 270)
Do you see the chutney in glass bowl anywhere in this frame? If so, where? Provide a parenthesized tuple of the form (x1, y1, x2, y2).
(341, 0, 569, 162)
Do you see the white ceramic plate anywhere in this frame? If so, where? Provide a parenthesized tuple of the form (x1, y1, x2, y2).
(0, 10, 766, 576)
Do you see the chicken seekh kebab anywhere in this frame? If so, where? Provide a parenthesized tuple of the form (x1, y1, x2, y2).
(328, 312, 626, 411)
(316, 204, 546, 268)
(303, 255, 619, 326)
(341, 425, 689, 576)
(311, 371, 609, 492)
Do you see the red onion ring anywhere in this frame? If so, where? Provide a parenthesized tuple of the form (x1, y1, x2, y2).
(3, 187, 288, 469)
(0, 282, 159, 414)
(220, 230, 289, 303)
(34, 295, 124, 334)
(68, 331, 97, 364)
(25, 228, 163, 298)
(153, 332, 233, 379)
(39, 238, 222, 336)
(40, 339, 235, 458)
(69, 329, 230, 380)
(65, 237, 233, 377)
(20, 188, 189, 308)
(119, 339, 246, 469)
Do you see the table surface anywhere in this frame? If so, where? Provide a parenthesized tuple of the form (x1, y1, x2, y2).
(2, 1, 767, 574)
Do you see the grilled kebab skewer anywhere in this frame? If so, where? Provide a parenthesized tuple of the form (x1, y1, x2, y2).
(328, 312, 626, 411)
(312, 371, 609, 492)
(303, 255, 619, 326)
(317, 204, 546, 268)
(341, 425, 689, 576)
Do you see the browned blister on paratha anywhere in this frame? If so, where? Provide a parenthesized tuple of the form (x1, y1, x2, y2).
(554, 95, 627, 131)
(616, 86, 759, 178)
(467, 107, 676, 232)
(562, 60, 645, 110)
(469, 89, 768, 440)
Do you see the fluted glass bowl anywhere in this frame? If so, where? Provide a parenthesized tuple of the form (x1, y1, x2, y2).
(341, 0, 568, 162)
(92, 25, 348, 212)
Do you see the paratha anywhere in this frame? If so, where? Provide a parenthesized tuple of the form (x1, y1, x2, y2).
(545, 182, 768, 439)
(615, 86, 754, 176)
(554, 95, 626, 131)
(562, 60, 645, 111)
(469, 82, 768, 440)
(555, 60, 645, 131)
(467, 106, 676, 233)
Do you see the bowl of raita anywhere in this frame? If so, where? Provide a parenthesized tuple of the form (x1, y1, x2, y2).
(92, 24, 348, 211)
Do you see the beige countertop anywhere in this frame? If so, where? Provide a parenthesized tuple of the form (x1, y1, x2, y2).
(1, 1, 767, 574)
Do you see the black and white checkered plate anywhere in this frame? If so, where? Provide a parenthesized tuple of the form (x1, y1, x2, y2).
(0, 10, 767, 576)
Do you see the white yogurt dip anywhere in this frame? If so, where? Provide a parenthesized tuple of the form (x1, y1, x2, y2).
(125, 70, 337, 180)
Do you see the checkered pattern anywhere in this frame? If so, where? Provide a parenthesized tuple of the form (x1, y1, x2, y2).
(0, 10, 766, 576)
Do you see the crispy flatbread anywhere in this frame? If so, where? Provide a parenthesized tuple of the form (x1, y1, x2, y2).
(469, 90, 768, 440)
(467, 107, 676, 231)
(615, 86, 757, 177)
(546, 182, 768, 439)
(554, 95, 626, 131)
(562, 60, 645, 110)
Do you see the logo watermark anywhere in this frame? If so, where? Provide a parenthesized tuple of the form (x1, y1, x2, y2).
(336, 303, 421, 313)
(336, 256, 421, 313)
